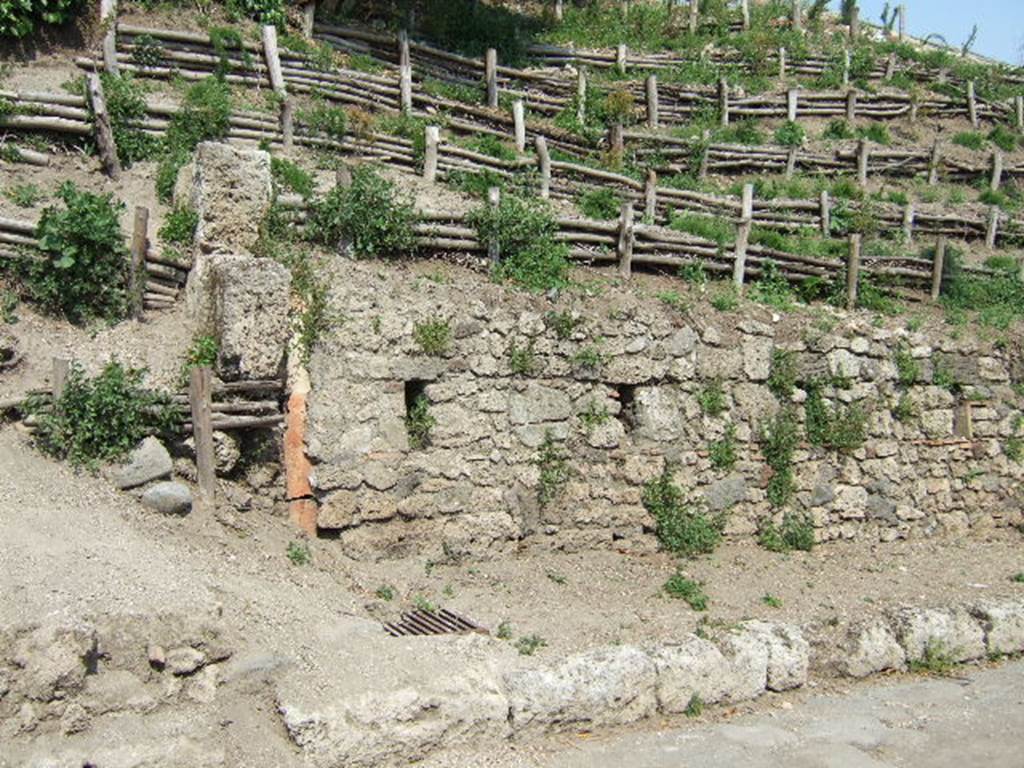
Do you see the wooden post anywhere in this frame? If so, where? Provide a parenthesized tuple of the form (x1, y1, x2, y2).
(785, 147, 798, 179)
(848, 5, 859, 39)
(787, 89, 798, 122)
(617, 201, 635, 279)
(301, 1, 316, 37)
(718, 77, 730, 127)
(931, 237, 946, 301)
(740, 0, 750, 30)
(616, 43, 628, 75)
(698, 142, 710, 180)
(554, 0, 563, 21)
(52, 357, 70, 401)
(732, 183, 753, 292)
(842, 48, 851, 88)
(902, 202, 915, 243)
(966, 81, 978, 127)
(856, 139, 869, 187)
(280, 96, 294, 149)
(487, 187, 501, 263)
(791, 0, 802, 32)
(820, 190, 831, 235)
(610, 122, 624, 155)
(884, 53, 896, 81)
(897, 4, 906, 41)
(86, 73, 121, 180)
(536, 136, 550, 200)
(986, 206, 999, 248)
(645, 74, 659, 129)
(576, 67, 587, 124)
(990, 150, 1003, 192)
(399, 64, 413, 114)
(846, 234, 861, 311)
(512, 99, 526, 154)
(423, 125, 439, 182)
(1016, 95, 1024, 131)
(845, 89, 857, 121)
(644, 169, 657, 222)
(778, 46, 787, 79)
(100, 0, 118, 75)
(335, 163, 352, 189)
(398, 29, 410, 68)
(688, 0, 698, 34)
(262, 25, 286, 97)
(189, 366, 216, 512)
(129, 206, 148, 319)
(928, 140, 941, 185)
(485, 48, 498, 109)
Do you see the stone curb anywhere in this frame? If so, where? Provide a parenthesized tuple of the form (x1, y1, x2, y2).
(278, 598, 1024, 767)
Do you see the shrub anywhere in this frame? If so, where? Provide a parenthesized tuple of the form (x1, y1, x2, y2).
(952, 131, 985, 150)
(708, 423, 738, 471)
(286, 540, 311, 565)
(642, 466, 723, 557)
(465, 134, 517, 161)
(760, 407, 800, 507)
(669, 211, 732, 245)
(804, 382, 867, 453)
(5, 183, 43, 207)
(405, 394, 435, 449)
(158, 205, 198, 247)
(774, 121, 805, 147)
(988, 125, 1019, 153)
(858, 123, 891, 145)
(413, 319, 451, 356)
(749, 261, 796, 311)
(577, 188, 622, 220)
(768, 348, 798, 400)
(908, 640, 955, 676)
(300, 101, 348, 142)
(894, 346, 919, 387)
(762, 593, 783, 608)
(684, 694, 704, 718)
(578, 400, 610, 433)
(664, 573, 709, 611)
(515, 634, 547, 656)
(508, 340, 537, 375)
(534, 431, 569, 509)
(310, 166, 417, 258)
(1, 0, 82, 39)
(100, 73, 160, 165)
(271, 156, 315, 199)
(227, 0, 286, 27)
(697, 379, 727, 417)
(759, 511, 815, 552)
(892, 392, 917, 422)
(179, 333, 218, 385)
(572, 345, 605, 373)
(469, 195, 570, 292)
(21, 182, 127, 324)
(711, 288, 739, 311)
(157, 77, 232, 201)
(822, 119, 855, 140)
(546, 311, 582, 339)
(27, 360, 174, 468)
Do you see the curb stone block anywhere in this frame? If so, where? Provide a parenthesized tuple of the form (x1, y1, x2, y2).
(743, 621, 809, 691)
(505, 645, 657, 734)
(841, 620, 907, 677)
(649, 635, 734, 713)
(716, 627, 769, 703)
(971, 601, 1024, 655)
(890, 607, 986, 663)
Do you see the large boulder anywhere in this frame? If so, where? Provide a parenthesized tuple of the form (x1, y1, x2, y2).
(113, 437, 173, 490)
(142, 482, 193, 516)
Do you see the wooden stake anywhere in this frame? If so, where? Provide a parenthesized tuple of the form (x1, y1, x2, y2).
(732, 183, 753, 292)
(740, 0, 750, 30)
(791, 0, 802, 32)
(931, 236, 946, 301)
(302, 1, 316, 37)
(644, 169, 657, 222)
(846, 234, 861, 311)
(262, 25, 286, 97)
(536, 135, 550, 199)
(928, 140, 941, 185)
(554, 0, 563, 22)
(487, 187, 501, 263)
(856, 139, 869, 187)
(617, 201, 635, 279)
(698, 144, 710, 180)
(966, 81, 978, 127)
(986, 206, 999, 248)
(1016, 95, 1023, 131)
(280, 96, 294, 149)
(189, 366, 216, 512)
(884, 53, 896, 80)
(842, 48, 851, 88)
(785, 147, 798, 179)
(576, 67, 587, 124)
(423, 125, 439, 182)
(902, 202, 915, 243)
(688, 0, 698, 34)
(336, 162, 352, 189)
(897, 4, 906, 41)
(719, 77, 730, 127)
(787, 89, 798, 122)
(398, 29, 410, 68)
(848, 5, 859, 39)
(990, 150, 1003, 192)
(87, 73, 121, 180)
(610, 122, 624, 155)
(100, 0, 118, 75)
(778, 46, 787, 79)
(616, 43, 628, 75)
(845, 89, 857, 121)
(485, 48, 498, 109)
(512, 99, 526, 153)
(820, 190, 831, 236)
(52, 357, 69, 401)
(645, 74, 659, 129)
(130, 206, 148, 319)
(399, 64, 413, 114)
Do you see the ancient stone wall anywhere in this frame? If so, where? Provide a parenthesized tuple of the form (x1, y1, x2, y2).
(307, 262, 1024, 560)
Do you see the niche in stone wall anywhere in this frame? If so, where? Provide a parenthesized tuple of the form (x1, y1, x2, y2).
(404, 380, 432, 449)
(615, 384, 637, 432)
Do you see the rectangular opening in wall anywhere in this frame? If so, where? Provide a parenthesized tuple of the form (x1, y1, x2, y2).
(404, 380, 432, 449)
(615, 384, 636, 432)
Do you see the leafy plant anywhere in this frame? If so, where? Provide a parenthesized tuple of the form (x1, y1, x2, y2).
(988, 125, 1019, 153)
(413, 319, 451, 356)
(697, 379, 727, 417)
(179, 334, 218, 385)
(749, 261, 795, 311)
(310, 166, 417, 258)
(375, 584, 395, 601)
(412, 594, 436, 613)
(1, 0, 82, 39)
(711, 288, 739, 312)
(664, 573, 709, 611)
(642, 466, 723, 557)
(515, 634, 547, 656)
(508, 340, 537, 375)
(708, 423, 738, 471)
(577, 188, 622, 220)
(774, 121, 806, 148)
(534, 430, 570, 509)
(227, 0, 286, 27)
(20, 182, 127, 324)
(894, 346, 919, 387)
(546, 311, 582, 340)
(822, 119, 855, 140)
(157, 77, 232, 202)
(908, 640, 956, 676)
(760, 407, 800, 507)
(27, 360, 175, 468)
(804, 382, 867, 453)
(286, 540, 311, 565)
(578, 399, 610, 433)
(300, 100, 348, 142)
(496, 621, 513, 640)
(684, 694, 704, 718)
(952, 131, 986, 151)
(100, 72, 160, 165)
(158, 205, 198, 247)
(759, 511, 815, 552)
(572, 345, 605, 373)
(768, 348, 798, 400)
(271, 156, 315, 199)
(5, 183, 43, 207)
(762, 593, 783, 608)
(405, 394, 435, 449)
(892, 393, 917, 423)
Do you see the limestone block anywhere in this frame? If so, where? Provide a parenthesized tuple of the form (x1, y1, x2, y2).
(971, 601, 1024, 655)
(840, 620, 906, 677)
(650, 636, 734, 713)
(890, 607, 986, 663)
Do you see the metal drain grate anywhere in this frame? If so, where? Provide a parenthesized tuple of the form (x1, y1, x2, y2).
(384, 608, 486, 637)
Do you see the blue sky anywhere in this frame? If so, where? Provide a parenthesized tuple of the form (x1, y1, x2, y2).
(842, 1, 1022, 65)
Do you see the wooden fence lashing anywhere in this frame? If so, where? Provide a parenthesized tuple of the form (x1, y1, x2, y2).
(100, 0, 118, 75)
(130, 206, 149, 319)
(617, 201, 635, 279)
(732, 183, 754, 291)
(931, 236, 946, 301)
(86, 73, 122, 180)
(189, 366, 216, 512)
(846, 234, 862, 310)
(485, 48, 498, 109)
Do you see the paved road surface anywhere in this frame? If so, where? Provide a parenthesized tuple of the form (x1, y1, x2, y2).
(545, 662, 1024, 768)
